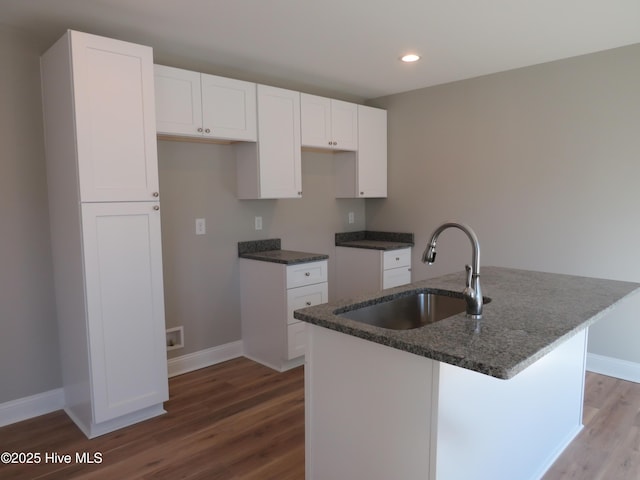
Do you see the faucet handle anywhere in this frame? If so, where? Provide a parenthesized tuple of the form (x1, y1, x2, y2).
(465, 264, 472, 288)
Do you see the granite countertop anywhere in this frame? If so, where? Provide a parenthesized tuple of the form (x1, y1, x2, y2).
(294, 267, 640, 379)
(335, 231, 414, 251)
(238, 238, 328, 265)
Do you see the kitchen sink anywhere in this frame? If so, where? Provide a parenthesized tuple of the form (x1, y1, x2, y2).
(338, 291, 490, 330)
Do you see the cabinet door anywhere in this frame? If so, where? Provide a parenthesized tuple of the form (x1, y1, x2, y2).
(301, 93, 332, 149)
(331, 99, 358, 151)
(71, 31, 159, 202)
(256, 85, 302, 198)
(154, 65, 203, 137)
(356, 105, 387, 197)
(81, 202, 168, 423)
(287, 322, 307, 360)
(201, 74, 257, 141)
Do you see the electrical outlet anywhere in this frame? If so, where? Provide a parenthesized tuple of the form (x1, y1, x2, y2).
(195, 218, 206, 235)
(255, 216, 263, 230)
(348, 212, 355, 224)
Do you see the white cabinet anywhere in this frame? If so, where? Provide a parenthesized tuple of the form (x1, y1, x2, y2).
(41, 30, 168, 438)
(236, 85, 302, 198)
(69, 32, 160, 202)
(335, 104, 387, 198)
(240, 259, 328, 371)
(301, 93, 358, 151)
(154, 64, 257, 142)
(335, 247, 411, 299)
(81, 203, 167, 423)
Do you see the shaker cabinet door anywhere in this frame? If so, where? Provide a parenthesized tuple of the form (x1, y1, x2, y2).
(256, 85, 301, 198)
(201, 73, 257, 141)
(71, 31, 159, 202)
(330, 99, 358, 151)
(154, 65, 203, 137)
(301, 93, 332, 148)
(81, 202, 168, 423)
(356, 105, 387, 197)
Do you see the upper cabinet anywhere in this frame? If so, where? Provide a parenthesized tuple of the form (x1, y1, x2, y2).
(301, 93, 358, 151)
(65, 32, 159, 202)
(154, 65, 257, 142)
(335, 105, 387, 198)
(235, 85, 302, 199)
(153, 64, 386, 199)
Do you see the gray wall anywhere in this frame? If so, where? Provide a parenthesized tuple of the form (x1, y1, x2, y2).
(368, 43, 640, 364)
(0, 25, 60, 403)
(158, 141, 364, 358)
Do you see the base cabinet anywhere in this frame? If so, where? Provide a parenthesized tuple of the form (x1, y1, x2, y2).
(306, 325, 587, 480)
(335, 247, 412, 299)
(240, 259, 328, 371)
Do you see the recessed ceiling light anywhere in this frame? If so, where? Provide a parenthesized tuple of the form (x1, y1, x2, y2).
(401, 54, 421, 63)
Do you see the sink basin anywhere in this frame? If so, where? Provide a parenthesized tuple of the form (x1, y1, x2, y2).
(338, 291, 489, 330)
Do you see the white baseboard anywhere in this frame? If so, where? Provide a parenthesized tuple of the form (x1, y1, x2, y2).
(1, 341, 244, 429)
(0, 388, 65, 428)
(587, 353, 640, 383)
(167, 340, 244, 378)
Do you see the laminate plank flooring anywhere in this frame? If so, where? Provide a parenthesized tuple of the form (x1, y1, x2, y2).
(1, 358, 638, 479)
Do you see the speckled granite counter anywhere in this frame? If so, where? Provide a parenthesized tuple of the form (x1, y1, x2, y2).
(294, 266, 640, 379)
(335, 231, 414, 250)
(238, 239, 328, 265)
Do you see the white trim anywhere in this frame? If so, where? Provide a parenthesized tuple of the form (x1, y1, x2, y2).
(0, 388, 65, 428)
(167, 340, 243, 378)
(527, 425, 583, 480)
(587, 353, 640, 383)
(65, 403, 166, 439)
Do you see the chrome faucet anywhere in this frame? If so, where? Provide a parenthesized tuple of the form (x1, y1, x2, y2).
(422, 222, 483, 319)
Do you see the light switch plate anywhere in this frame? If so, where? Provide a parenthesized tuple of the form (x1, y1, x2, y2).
(255, 216, 263, 230)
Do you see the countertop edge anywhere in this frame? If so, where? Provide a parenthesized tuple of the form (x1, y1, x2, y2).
(294, 267, 640, 380)
(239, 250, 329, 265)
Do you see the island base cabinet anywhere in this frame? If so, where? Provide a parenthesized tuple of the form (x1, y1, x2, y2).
(305, 325, 587, 480)
(305, 325, 434, 480)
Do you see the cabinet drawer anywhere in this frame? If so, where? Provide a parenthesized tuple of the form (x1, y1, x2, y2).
(382, 267, 412, 289)
(287, 322, 306, 360)
(287, 282, 328, 325)
(383, 248, 411, 270)
(286, 260, 327, 288)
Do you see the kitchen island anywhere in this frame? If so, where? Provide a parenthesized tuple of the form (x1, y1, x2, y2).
(294, 267, 640, 480)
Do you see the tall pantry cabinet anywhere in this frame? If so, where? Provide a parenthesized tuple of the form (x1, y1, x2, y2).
(41, 30, 168, 438)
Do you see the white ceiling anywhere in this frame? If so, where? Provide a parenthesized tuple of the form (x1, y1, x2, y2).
(2, 0, 640, 100)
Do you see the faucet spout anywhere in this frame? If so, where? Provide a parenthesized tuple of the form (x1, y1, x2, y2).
(422, 222, 483, 318)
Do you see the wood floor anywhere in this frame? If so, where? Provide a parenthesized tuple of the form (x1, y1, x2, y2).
(0, 358, 638, 480)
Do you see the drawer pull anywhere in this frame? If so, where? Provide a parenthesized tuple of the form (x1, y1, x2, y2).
(305, 272, 310, 276)
(396, 257, 400, 261)
(305, 301, 312, 306)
